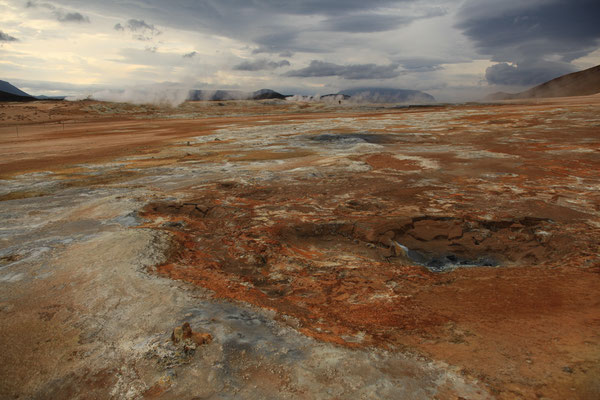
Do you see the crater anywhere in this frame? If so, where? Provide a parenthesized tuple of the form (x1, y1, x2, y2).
(361, 216, 556, 272)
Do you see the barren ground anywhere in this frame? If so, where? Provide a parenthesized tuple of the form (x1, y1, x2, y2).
(1, 96, 599, 399)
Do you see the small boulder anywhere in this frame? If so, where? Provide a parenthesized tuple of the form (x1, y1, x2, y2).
(391, 241, 408, 258)
(182, 322, 193, 339)
(171, 326, 183, 344)
(192, 332, 213, 346)
(172, 322, 212, 347)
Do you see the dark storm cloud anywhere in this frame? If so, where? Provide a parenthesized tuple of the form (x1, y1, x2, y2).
(285, 60, 400, 80)
(251, 30, 322, 54)
(52, 0, 435, 54)
(0, 30, 19, 41)
(322, 8, 447, 33)
(231, 0, 411, 16)
(322, 14, 414, 33)
(233, 59, 291, 71)
(485, 61, 574, 86)
(397, 58, 445, 72)
(114, 19, 161, 41)
(457, 0, 600, 85)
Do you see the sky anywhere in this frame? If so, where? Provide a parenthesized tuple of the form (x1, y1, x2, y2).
(1, 0, 599, 102)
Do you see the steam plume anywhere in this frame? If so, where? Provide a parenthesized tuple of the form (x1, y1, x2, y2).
(67, 82, 192, 107)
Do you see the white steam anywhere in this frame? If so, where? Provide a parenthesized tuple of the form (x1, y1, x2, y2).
(286, 94, 348, 104)
(67, 82, 192, 107)
(287, 91, 437, 105)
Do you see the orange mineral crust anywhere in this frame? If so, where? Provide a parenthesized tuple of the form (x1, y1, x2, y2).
(1, 97, 599, 399)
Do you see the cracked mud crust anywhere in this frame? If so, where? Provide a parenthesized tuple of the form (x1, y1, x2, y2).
(1, 96, 599, 399)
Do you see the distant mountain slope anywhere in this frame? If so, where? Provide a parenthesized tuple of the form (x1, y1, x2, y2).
(338, 88, 435, 103)
(0, 80, 33, 98)
(0, 90, 36, 102)
(187, 88, 287, 101)
(487, 64, 600, 100)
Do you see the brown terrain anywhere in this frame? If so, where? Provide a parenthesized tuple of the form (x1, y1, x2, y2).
(488, 64, 600, 100)
(0, 95, 599, 399)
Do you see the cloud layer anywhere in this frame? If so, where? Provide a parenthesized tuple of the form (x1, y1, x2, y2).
(285, 61, 401, 80)
(233, 59, 291, 71)
(458, 0, 600, 85)
(1, 0, 599, 101)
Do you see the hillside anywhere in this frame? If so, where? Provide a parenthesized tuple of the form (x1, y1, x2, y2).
(487, 64, 600, 100)
(0, 90, 36, 102)
(187, 88, 287, 101)
(0, 80, 35, 102)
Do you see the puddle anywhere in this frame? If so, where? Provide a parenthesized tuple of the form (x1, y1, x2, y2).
(378, 216, 555, 272)
(402, 246, 498, 272)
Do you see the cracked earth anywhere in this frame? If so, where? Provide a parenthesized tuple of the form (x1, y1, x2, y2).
(1, 96, 599, 399)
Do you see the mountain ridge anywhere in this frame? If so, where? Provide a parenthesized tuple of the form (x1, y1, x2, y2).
(187, 89, 288, 101)
(0, 80, 34, 99)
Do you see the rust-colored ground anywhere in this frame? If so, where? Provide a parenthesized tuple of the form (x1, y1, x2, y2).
(1, 96, 599, 399)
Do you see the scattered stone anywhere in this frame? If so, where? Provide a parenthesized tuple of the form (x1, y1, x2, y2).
(171, 322, 212, 347)
(182, 322, 193, 339)
(171, 326, 183, 344)
(562, 366, 574, 374)
(534, 230, 552, 243)
(391, 241, 408, 258)
(192, 332, 213, 346)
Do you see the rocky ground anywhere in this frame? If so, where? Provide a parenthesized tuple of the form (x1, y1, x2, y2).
(0, 96, 599, 399)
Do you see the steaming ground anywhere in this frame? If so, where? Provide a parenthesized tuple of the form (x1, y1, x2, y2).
(1, 96, 599, 399)
(67, 82, 439, 107)
(67, 82, 193, 107)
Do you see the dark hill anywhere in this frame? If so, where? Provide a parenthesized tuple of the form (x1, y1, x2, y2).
(252, 89, 287, 100)
(487, 64, 600, 100)
(187, 89, 287, 101)
(0, 90, 36, 102)
(0, 80, 32, 97)
(0, 80, 35, 102)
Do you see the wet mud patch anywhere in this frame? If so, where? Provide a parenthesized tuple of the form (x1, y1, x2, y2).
(369, 216, 558, 272)
(310, 132, 396, 144)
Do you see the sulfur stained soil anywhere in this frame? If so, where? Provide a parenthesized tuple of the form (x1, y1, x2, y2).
(1, 96, 599, 399)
